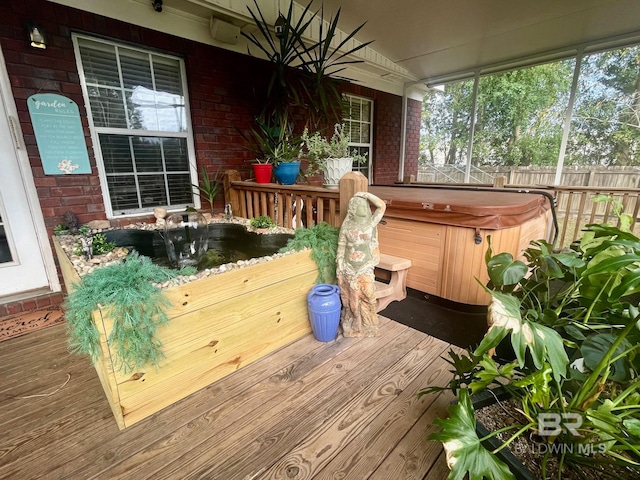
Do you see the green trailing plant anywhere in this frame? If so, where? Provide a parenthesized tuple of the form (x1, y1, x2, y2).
(65, 252, 196, 373)
(193, 166, 221, 214)
(250, 215, 276, 229)
(423, 198, 640, 479)
(279, 222, 339, 284)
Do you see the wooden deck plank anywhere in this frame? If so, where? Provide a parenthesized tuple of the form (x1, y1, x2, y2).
(97, 320, 411, 479)
(168, 326, 433, 480)
(313, 347, 456, 480)
(0, 317, 454, 480)
(369, 391, 453, 480)
(259, 335, 451, 479)
(53, 325, 379, 479)
(3, 329, 328, 480)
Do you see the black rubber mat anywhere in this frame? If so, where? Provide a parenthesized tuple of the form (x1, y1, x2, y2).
(380, 288, 488, 350)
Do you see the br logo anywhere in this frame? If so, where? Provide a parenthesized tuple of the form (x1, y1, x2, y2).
(538, 413, 582, 437)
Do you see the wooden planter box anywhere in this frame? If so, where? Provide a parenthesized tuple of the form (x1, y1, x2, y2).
(54, 237, 316, 429)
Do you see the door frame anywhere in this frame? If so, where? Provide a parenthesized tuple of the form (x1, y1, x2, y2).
(0, 45, 60, 299)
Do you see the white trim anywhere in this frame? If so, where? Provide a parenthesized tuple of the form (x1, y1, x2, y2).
(343, 94, 373, 180)
(0, 47, 60, 294)
(72, 33, 200, 218)
(48, 0, 414, 96)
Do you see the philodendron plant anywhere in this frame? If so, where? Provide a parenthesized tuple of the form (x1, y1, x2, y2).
(423, 198, 640, 479)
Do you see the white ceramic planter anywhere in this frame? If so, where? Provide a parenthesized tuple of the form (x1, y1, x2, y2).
(323, 157, 353, 189)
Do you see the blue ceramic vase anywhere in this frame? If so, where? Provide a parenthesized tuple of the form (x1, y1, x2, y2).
(307, 284, 341, 342)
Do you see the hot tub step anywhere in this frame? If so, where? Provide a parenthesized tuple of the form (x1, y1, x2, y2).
(374, 253, 412, 312)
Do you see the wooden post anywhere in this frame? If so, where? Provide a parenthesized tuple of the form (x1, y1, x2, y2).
(339, 172, 368, 225)
(223, 169, 242, 215)
(493, 175, 506, 188)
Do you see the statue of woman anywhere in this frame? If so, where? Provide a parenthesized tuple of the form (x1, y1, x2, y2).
(336, 191, 386, 337)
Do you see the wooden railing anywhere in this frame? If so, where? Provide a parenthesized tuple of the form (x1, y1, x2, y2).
(223, 170, 366, 229)
(491, 179, 640, 247)
(224, 171, 640, 248)
(550, 186, 640, 247)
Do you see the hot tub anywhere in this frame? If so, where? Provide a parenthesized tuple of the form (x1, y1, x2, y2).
(370, 185, 553, 305)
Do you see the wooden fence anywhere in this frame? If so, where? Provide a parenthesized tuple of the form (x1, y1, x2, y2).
(418, 165, 640, 190)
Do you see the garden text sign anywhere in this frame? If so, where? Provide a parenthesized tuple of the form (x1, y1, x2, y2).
(27, 93, 91, 174)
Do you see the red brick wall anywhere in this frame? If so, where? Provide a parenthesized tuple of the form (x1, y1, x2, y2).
(343, 84, 420, 185)
(0, 0, 421, 228)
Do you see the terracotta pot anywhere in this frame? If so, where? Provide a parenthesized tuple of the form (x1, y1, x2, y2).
(252, 163, 273, 183)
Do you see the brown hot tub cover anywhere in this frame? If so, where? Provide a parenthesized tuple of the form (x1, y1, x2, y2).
(369, 186, 552, 230)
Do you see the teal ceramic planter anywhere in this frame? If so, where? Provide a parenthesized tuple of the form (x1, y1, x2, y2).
(274, 161, 300, 185)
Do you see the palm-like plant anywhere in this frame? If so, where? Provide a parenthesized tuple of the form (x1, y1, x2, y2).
(242, 0, 373, 131)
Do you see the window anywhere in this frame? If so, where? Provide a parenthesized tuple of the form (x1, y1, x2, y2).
(420, 79, 474, 182)
(419, 36, 640, 186)
(343, 95, 373, 179)
(73, 35, 196, 216)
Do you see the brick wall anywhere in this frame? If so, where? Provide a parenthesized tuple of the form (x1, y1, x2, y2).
(1, 0, 420, 230)
(0, 0, 421, 318)
(343, 84, 420, 185)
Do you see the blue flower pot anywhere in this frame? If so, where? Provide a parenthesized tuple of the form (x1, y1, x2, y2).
(274, 161, 300, 185)
(307, 284, 341, 342)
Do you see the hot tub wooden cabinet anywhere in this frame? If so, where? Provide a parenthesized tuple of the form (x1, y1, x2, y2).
(54, 237, 316, 429)
(370, 186, 552, 306)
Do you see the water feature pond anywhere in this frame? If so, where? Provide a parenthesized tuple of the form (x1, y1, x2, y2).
(99, 222, 293, 270)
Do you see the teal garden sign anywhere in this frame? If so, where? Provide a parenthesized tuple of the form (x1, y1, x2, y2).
(27, 93, 91, 174)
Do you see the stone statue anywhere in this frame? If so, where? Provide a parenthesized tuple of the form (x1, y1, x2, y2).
(336, 191, 386, 337)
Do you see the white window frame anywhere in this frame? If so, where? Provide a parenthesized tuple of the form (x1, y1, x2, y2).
(72, 34, 199, 218)
(343, 94, 374, 179)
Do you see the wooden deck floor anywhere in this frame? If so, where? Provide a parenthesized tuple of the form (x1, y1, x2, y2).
(0, 316, 455, 479)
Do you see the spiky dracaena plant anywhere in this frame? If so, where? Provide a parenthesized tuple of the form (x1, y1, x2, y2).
(65, 252, 195, 373)
(279, 222, 339, 284)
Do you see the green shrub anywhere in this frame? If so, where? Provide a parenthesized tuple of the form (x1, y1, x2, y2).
(250, 215, 276, 229)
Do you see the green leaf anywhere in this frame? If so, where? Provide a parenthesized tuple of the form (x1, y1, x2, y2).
(581, 332, 632, 382)
(470, 355, 517, 394)
(486, 252, 528, 287)
(584, 253, 640, 277)
(480, 292, 568, 381)
(513, 364, 552, 407)
(623, 418, 640, 438)
(429, 390, 516, 480)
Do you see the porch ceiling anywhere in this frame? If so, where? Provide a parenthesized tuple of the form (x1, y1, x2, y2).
(49, 0, 640, 95)
(308, 0, 640, 82)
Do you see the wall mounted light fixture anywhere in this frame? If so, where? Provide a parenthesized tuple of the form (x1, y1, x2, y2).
(27, 23, 47, 49)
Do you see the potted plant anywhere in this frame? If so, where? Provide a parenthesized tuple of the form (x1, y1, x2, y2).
(240, 121, 302, 184)
(422, 197, 640, 479)
(242, 1, 372, 138)
(271, 132, 303, 185)
(302, 123, 367, 188)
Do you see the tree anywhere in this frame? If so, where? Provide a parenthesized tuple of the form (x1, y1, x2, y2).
(569, 46, 640, 166)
